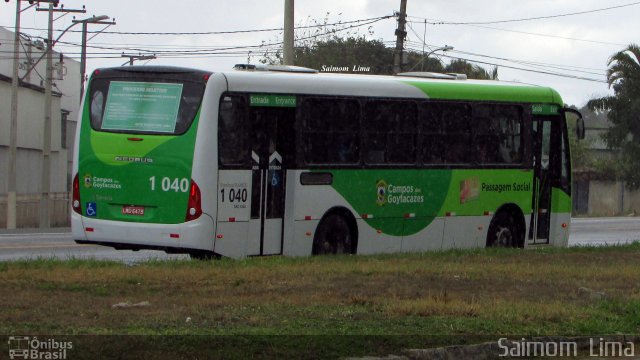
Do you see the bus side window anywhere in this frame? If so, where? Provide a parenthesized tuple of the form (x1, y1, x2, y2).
(218, 95, 249, 167)
(89, 79, 109, 129)
(472, 104, 523, 165)
(473, 117, 501, 164)
(364, 100, 417, 165)
(175, 84, 205, 134)
(496, 105, 523, 165)
(301, 98, 360, 165)
(442, 104, 472, 164)
(420, 102, 444, 165)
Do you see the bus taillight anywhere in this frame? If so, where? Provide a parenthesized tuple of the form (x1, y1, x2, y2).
(72, 173, 81, 214)
(186, 180, 202, 222)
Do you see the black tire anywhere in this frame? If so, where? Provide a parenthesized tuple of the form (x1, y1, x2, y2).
(486, 211, 520, 248)
(188, 250, 220, 260)
(312, 213, 354, 255)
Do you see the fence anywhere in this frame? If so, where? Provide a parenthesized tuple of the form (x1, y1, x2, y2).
(0, 193, 70, 228)
(573, 180, 640, 216)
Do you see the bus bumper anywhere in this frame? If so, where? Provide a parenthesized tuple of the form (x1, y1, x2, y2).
(72, 212, 215, 252)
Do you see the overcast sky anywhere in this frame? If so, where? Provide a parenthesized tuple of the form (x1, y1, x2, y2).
(1, 0, 638, 106)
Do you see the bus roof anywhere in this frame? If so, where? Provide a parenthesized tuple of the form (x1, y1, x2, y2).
(220, 70, 564, 105)
(93, 65, 211, 83)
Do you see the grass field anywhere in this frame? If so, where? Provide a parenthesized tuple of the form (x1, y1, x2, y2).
(1, 244, 640, 359)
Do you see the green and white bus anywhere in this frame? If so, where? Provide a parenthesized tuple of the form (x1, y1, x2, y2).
(72, 65, 584, 258)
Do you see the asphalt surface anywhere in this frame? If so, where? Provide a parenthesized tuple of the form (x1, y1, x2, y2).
(569, 217, 640, 246)
(0, 228, 187, 262)
(0, 217, 638, 263)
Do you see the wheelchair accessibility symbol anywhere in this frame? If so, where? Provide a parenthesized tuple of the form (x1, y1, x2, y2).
(270, 171, 280, 187)
(85, 202, 97, 217)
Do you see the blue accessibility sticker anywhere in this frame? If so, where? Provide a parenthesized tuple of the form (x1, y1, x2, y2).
(85, 202, 97, 217)
(270, 171, 280, 186)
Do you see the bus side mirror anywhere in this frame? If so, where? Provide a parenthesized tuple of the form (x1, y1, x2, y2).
(561, 107, 585, 140)
(576, 117, 585, 140)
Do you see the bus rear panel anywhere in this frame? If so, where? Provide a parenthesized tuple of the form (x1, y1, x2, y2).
(72, 66, 214, 253)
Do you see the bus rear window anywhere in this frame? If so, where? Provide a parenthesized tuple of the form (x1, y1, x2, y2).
(89, 78, 205, 135)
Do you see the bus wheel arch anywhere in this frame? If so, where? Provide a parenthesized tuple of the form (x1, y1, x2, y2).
(312, 207, 358, 255)
(486, 204, 525, 248)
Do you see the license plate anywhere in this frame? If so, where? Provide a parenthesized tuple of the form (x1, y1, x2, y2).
(122, 206, 145, 216)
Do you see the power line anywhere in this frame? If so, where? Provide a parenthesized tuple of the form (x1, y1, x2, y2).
(1, 15, 393, 36)
(405, 20, 626, 47)
(404, 20, 608, 81)
(404, 47, 607, 83)
(450, 49, 607, 76)
(407, 2, 640, 25)
(1, 14, 392, 65)
(26, 16, 389, 56)
(458, 24, 624, 47)
(404, 41, 608, 74)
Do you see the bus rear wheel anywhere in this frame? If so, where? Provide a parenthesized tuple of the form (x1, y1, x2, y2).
(188, 250, 220, 260)
(486, 211, 519, 248)
(313, 213, 354, 255)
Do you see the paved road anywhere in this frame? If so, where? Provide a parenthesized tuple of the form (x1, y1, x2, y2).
(569, 217, 640, 246)
(0, 217, 638, 262)
(0, 229, 187, 263)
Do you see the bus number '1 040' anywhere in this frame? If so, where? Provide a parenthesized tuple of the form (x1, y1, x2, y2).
(220, 188, 248, 203)
(149, 176, 189, 192)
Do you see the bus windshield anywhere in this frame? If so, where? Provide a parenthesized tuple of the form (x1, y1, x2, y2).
(88, 71, 206, 135)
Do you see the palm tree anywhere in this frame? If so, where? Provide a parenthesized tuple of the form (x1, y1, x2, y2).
(587, 44, 640, 188)
(588, 43, 640, 113)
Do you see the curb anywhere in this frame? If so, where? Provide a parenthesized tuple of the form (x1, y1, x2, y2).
(0, 227, 71, 235)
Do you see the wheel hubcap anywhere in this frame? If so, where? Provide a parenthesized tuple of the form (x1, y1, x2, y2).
(496, 226, 512, 246)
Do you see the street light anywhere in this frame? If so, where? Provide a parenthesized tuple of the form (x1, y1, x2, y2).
(410, 45, 454, 72)
(72, 15, 115, 102)
(75, 14, 109, 22)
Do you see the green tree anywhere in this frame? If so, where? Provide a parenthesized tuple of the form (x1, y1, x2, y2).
(444, 59, 498, 80)
(291, 40, 495, 79)
(587, 44, 640, 188)
(259, 14, 496, 79)
(404, 51, 446, 73)
(259, 12, 371, 67)
(294, 37, 394, 74)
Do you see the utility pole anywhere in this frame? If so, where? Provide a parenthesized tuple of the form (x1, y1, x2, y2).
(393, 0, 407, 74)
(75, 15, 115, 103)
(36, 2, 85, 228)
(283, 0, 294, 65)
(39, 2, 54, 228)
(7, 0, 22, 229)
(121, 53, 156, 66)
(5, 0, 57, 229)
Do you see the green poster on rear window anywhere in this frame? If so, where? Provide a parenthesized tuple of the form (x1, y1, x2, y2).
(101, 81, 183, 133)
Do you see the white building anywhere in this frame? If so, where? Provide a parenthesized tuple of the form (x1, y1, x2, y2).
(0, 26, 81, 228)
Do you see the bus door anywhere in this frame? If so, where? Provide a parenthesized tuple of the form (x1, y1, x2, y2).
(531, 118, 552, 243)
(247, 107, 295, 255)
(530, 114, 572, 245)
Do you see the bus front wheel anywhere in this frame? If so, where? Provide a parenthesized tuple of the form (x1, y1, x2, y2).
(486, 211, 520, 248)
(312, 213, 354, 255)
